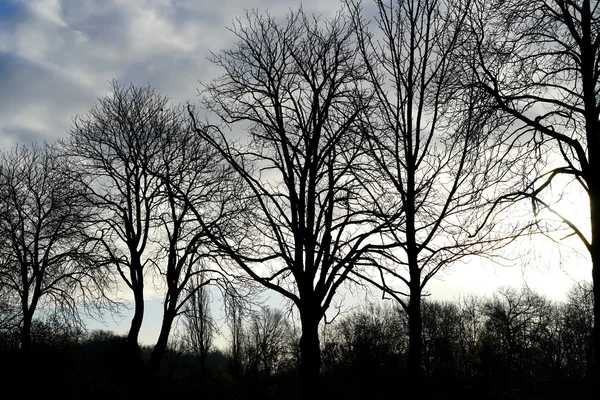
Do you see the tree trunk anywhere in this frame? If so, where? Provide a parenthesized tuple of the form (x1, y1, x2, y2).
(589, 182, 600, 397)
(127, 284, 144, 357)
(147, 305, 177, 378)
(407, 280, 422, 397)
(299, 309, 321, 398)
(21, 309, 33, 353)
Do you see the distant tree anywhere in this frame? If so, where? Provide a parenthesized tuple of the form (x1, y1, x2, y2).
(182, 275, 217, 376)
(226, 291, 246, 378)
(421, 300, 461, 379)
(335, 302, 406, 382)
(243, 306, 288, 376)
(455, 294, 486, 378)
(0, 142, 111, 353)
(30, 314, 86, 349)
(561, 283, 594, 381)
(481, 286, 556, 389)
(191, 7, 389, 395)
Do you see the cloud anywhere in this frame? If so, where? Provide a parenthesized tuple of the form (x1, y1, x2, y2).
(0, 0, 345, 148)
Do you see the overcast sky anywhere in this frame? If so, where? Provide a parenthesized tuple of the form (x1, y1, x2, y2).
(0, 0, 343, 148)
(0, 0, 592, 345)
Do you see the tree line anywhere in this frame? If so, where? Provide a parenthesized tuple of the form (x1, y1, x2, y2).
(0, 285, 593, 399)
(1, 0, 599, 398)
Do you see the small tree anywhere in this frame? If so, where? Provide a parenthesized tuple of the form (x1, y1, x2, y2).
(561, 283, 594, 380)
(226, 291, 246, 378)
(243, 306, 288, 376)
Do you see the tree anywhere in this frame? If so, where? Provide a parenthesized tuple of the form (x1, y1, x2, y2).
(455, 294, 486, 378)
(190, 7, 388, 394)
(182, 275, 217, 376)
(561, 282, 594, 381)
(345, 0, 527, 390)
(421, 300, 461, 380)
(332, 302, 407, 397)
(0, 142, 111, 352)
(144, 107, 240, 377)
(243, 306, 289, 376)
(467, 0, 600, 388)
(482, 287, 553, 368)
(226, 290, 246, 378)
(63, 82, 174, 353)
(64, 81, 237, 375)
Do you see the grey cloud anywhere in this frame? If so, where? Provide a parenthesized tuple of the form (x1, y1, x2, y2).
(0, 0, 351, 149)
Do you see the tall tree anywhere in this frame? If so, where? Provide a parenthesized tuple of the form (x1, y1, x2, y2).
(182, 275, 216, 376)
(467, 0, 600, 389)
(0, 142, 111, 352)
(345, 0, 527, 390)
(190, 7, 388, 395)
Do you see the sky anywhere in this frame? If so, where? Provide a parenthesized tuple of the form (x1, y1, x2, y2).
(0, 0, 592, 347)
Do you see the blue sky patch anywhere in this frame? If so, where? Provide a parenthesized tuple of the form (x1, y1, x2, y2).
(0, 0, 21, 19)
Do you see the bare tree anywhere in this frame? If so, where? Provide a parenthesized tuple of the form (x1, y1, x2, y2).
(63, 81, 174, 353)
(345, 0, 528, 389)
(467, 0, 600, 388)
(0, 142, 112, 353)
(243, 306, 289, 376)
(483, 287, 552, 367)
(455, 294, 486, 377)
(226, 290, 246, 378)
(561, 282, 594, 380)
(144, 109, 240, 377)
(190, 7, 390, 394)
(64, 81, 238, 375)
(181, 275, 216, 376)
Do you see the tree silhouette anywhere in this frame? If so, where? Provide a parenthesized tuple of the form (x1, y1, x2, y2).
(467, 0, 600, 389)
(144, 106, 241, 378)
(63, 82, 175, 353)
(189, 7, 391, 395)
(182, 274, 216, 376)
(345, 0, 528, 390)
(0, 142, 112, 353)
(243, 306, 288, 377)
(64, 81, 239, 376)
